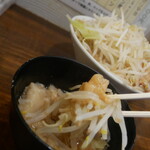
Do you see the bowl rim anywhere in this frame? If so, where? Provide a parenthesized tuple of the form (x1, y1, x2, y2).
(70, 15, 140, 93)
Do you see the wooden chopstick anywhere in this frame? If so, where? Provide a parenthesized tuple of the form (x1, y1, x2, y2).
(122, 111, 150, 118)
(107, 93, 150, 118)
(107, 93, 150, 100)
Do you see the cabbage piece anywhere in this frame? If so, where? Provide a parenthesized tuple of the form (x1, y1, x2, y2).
(69, 17, 101, 40)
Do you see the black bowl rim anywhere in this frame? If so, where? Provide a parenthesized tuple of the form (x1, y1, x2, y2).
(11, 56, 136, 150)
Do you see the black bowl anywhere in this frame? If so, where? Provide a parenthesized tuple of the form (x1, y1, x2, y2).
(10, 56, 136, 150)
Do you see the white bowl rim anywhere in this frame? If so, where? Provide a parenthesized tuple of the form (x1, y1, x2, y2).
(70, 15, 140, 93)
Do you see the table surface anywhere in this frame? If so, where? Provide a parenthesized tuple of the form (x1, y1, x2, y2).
(0, 5, 149, 150)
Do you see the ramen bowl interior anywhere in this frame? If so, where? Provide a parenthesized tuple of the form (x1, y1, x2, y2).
(70, 15, 140, 94)
(10, 56, 136, 150)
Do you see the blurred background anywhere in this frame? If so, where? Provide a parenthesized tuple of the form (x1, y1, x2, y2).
(8, 0, 150, 37)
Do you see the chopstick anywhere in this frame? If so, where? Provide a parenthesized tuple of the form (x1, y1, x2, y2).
(122, 111, 150, 118)
(107, 93, 150, 117)
(108, 92, 150, 100)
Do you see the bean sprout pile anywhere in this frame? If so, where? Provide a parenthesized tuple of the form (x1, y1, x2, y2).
(19, 74, 127, 150)
(69, 10, 150, 92)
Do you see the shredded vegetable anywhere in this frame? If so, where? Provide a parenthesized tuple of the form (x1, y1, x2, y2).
(19, 74, 127, 150)
(69, 10, 150, 92)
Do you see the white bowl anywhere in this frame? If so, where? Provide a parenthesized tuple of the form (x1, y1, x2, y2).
(70, 15, 139, 94)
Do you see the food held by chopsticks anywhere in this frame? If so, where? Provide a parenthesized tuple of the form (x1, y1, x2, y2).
(68, 9, 150, 92)
(19, 74, 129, 150)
